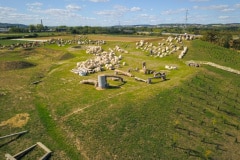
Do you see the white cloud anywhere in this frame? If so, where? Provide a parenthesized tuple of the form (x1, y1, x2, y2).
(235, 3, 240, 8)
(96, 5, 141, 17)
(89, 0, 109, 2)
(0, 6, 16, 13)
(1, 0, 239, 26)
(96, 10, 117, 16)
(44, 9, 70, 16)
(190, 14, 209, 23)
(26, 2, 43, 7)
(193, 5, 229, 10)
(66, 4, 81, 11)
(113, 5, 128, 12)
(23, 3, 93, 25)
(161, 8, 186, 15)
(210, 5, 229, 10)
(134, 13, 159, 24)
(193, 4, 237, 13)
(140, 14, 148, 17)
(9, 13, 39, 20)
(26, 2, 43, 11)
(113, 5, 141, 12)
(27, 4, 81, 18)
(0, 6, 41, 24)
(189, 0, 209, 2)
(130, 7, 141, 12)
(219, 16, 229, 19)
(221, 8, 235, 12)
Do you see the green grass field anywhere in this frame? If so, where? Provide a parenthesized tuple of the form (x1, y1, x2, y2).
(0, 34, 240, 159)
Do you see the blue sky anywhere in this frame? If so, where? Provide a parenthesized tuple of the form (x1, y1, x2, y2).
(0, 0, 239, 26)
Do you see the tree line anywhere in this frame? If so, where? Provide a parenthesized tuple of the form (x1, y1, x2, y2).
(7, 24, 240, 50)
(201, 31, 240, 50)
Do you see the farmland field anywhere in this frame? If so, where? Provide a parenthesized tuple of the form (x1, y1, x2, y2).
(0, 34, 240, 159)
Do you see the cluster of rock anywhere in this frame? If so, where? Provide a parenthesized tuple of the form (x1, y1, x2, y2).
(46, 36, 105, 47)
(113, 45, 129, 53)
(72, 46, 124, 76)
(86, 46, 103, 54)
(135, 35, 194, 58)
(0, 35, 105, 50)
(0, 41, 43, 50)
(165, 65, 178, 70)
(178, 46, 188, 59)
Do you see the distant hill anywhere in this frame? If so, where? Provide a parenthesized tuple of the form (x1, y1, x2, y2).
(113, 23, 240, 28)
(0, 23, 28, 28)
(1, 22, 240, 29)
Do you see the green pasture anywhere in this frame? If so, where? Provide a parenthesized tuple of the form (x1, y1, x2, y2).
(0, 35, 239, 159)
(187, 40, 240, 69)
(0, 32, 67, 45)
(0, 39, 27, 46)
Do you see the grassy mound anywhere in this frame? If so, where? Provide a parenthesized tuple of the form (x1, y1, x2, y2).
(0, 61, 36, 71)
(0, 35, 240, 159)
(187, 40, 240, 69)
(71, 45, 81, 49)
(59, 52, 75, 60)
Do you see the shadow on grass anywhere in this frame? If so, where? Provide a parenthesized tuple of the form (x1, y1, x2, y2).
(150, 78, 170, 84)
(0, 134, 25, 148)
(107, 81, 127, 89)
(0, 61, 36, 71)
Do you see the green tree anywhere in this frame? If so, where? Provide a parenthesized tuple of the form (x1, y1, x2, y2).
(9, 27, 27, 33)
(231, 39, 240, 50)
(29, 24, 36, 32)
(71, 28, 79, 34)
(56, 26, 67, 32)
(218, 34, 232, 48)
(202, 31, 219, 43)
(36, 24, 44, 32)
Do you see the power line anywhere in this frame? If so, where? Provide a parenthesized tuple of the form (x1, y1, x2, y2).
(185, 9, 188, 28)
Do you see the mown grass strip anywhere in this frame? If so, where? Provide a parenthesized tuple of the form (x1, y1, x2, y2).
(187, 40, 240, 69)
(35, 99, 83, 160)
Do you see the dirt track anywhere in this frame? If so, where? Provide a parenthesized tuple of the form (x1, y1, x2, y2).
(194, 61, 240, 75)
(87, 34, 163, 42)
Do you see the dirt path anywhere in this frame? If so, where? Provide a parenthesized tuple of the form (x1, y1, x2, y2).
(61, 85, 148, 121)
(191, 61, 240, 75)
(11, 38, 48, 42)
(60, 84, 152, 159)
(61, 60, 240, 159)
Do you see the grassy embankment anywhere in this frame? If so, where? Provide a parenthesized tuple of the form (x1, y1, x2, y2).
(0, 32, 69, 45)
(0, 35, 240, 159)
